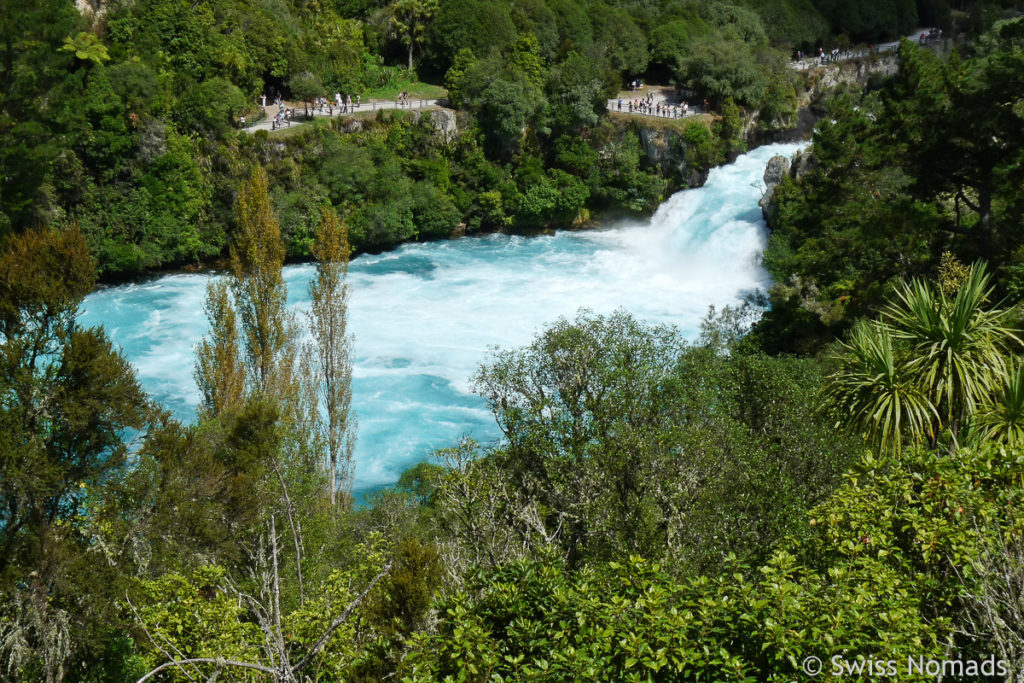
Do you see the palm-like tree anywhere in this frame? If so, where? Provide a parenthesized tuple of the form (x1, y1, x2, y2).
(822, 319, 937, 454)
(824, 262, 1021, 454)
(976, 359, 1024, 448)
(883, 263, 1020, 450)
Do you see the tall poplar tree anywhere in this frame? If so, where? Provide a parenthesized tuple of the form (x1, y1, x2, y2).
(230, 166, 290, 397)
(307, 208, 356, 505)
(191, 166, 316, 612)
(194, 279, 244, 417)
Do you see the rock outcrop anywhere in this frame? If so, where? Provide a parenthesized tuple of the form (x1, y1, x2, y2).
(759, 155, 790, 224)
(637, 126, 707, 188)
(813, 55, 900, 95)
(339, 118, 365, 134)
(429, 109, 459, 142)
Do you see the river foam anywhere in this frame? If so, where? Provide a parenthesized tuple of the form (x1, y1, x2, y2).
(80, 142, 803, 492)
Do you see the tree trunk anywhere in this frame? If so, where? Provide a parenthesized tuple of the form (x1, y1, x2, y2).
(978, 182, 993, 259)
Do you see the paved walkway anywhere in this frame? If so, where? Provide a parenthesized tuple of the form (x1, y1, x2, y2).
(790, 28, 942, 70)
(242, 98, 443, 133)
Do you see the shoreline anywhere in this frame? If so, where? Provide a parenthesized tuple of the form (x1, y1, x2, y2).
(91, 125, 814, 291)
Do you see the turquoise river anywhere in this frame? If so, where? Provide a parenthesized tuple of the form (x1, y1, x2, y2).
(80, 142, 803, 494)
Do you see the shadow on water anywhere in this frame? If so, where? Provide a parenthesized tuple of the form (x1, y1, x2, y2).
(736, 207, 765, 224)
(357, 254, 437, 278)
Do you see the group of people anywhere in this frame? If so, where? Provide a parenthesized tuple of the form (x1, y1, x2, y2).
(817, 47, 843, 63)
(794, 46, 878, 66)
(256, 91, 363, 129)
(395, 90, 414, 106)
(271, 108, 296, 130)
(311, 93, 361, 116)
(615, 93, 691, 118)
(331, 92, 361, 112)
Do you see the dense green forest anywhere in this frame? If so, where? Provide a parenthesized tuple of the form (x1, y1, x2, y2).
(4, 0, 1024, 681)
(758, 16, 1024, 352)
(4, 0, 1017, 278)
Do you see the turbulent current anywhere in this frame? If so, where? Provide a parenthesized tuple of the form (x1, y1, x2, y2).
(80, 142, 803, 493)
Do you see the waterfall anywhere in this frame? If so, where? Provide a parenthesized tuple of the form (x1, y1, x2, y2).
(81, 142, 804, 492)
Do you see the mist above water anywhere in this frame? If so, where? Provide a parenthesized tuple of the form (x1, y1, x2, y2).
(80, 142, 803, 492)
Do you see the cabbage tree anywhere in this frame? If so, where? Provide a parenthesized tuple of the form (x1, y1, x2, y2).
(883, 262, 1020, 450)
(824, 262, 1021, 453)
(822, 319, 936, 454)
(976, 359, 1024, 448)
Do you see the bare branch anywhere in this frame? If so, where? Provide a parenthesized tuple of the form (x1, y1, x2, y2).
(125, 595, 200, 682)
(957, 189, 980, 213)
(136, 657, 277, 683)
(292, 561, 392, 675)
(269, 517, 291, 673)
(271, 460, 305, 603)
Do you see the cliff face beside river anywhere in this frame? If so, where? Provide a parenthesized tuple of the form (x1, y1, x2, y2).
(624, 53, 902, 200)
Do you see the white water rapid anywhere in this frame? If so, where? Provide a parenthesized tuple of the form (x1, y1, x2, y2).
(80, 142, 803, 493)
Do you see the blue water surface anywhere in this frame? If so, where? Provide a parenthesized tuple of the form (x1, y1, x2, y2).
(80, 143, 803, 495)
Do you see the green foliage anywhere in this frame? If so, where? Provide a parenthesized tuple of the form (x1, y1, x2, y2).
(823, 319, 937, 453)
(885, 264, 1019, 432)
(761, 25, 1024, 347)
(396, 462, 445, 505)
(407, 442, 1024, 682)
(0, 228, 154, 679)
(61, 31, 110, 64)
(815, 0, 918, 41)
(824, 263, 1022, 453)
(132, 566, 262, 678)
(177, 77, 247, 138)
(479, 77, 542, 158)
(12, 5, 1024, 680)
(681, 38, 797, 127)
(404, 551, 938, 681)
(471, 309, 857, 569)
(443, 48, 477, 108)
(3, 0, 841, 277)
(387, 0, 440, 70)
(290, 71, 326, 105)
(681, 120, 724, 177)
(717, 96, 746, 156)
(976, 359, 1024, 447)
(426, 0, 517, 71)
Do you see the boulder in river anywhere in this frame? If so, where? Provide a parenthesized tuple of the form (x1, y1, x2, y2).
(759, 155, 791, 224)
